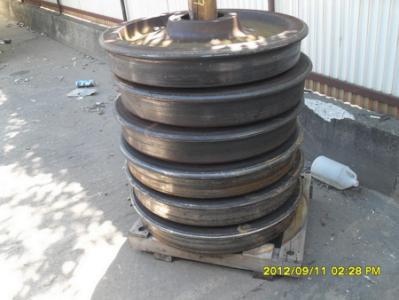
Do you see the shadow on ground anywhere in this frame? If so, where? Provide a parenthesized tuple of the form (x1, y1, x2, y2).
(1, 19, 133, 300)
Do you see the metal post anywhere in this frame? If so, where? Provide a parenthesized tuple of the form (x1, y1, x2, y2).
(188, 0, 218, 20)
(120, 0, 128, 21)
(268, 0, 275, 12)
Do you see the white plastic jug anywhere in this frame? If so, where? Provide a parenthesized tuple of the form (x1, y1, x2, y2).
(311, 156, 359, 190)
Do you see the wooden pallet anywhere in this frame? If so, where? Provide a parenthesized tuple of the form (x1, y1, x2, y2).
(128, 174, 312, 277)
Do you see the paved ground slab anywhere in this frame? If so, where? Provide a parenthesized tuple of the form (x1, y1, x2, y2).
(1, 19, 399, 300)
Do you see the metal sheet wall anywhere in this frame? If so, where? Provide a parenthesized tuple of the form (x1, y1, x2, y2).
(44, 0, 123, 20)
(275, 0, 399, 97)
(125, 0, 270, 19)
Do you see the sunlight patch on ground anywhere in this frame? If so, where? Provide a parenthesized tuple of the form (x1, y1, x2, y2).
(0, 89, 7, 106)
(0, 164, 126, 300)
(4, 114, 27, 140)
(3, 143, 15, 153)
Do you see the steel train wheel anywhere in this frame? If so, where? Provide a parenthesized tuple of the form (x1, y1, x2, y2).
(100, 10, 308, 88)
(127, 151, 303, 226)
(121, 129, 302, 199)
(115, 96, 301, 164)
(131, 183, 302, 254)
(116, 54, 311, 127)
(102, 5, 311, 255)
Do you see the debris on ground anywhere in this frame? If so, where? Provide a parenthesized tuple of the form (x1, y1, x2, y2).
(68, 79, 98, 99)
(107, 95, 117, 103)
(67, 88, 97, 98)
(14, 77, 32, 84)
(0, 39, 12, 44)
(379, 115, 391, 121)
(10, 70, 30, 77)
(311, 156, 359, 190)
(84, 102, 106, 115)
(76, 79, 96, 88)
(57, 75, 64, 81)
(370, 115, 381, 119)
(363, 275, 377, 285)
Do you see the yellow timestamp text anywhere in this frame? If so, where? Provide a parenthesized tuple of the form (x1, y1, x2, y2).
(263, 266, 381, 277)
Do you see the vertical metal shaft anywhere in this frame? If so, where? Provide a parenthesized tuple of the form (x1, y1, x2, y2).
(120, 0, 128, 21)
(188, 0, 218, 20)
(268, 0, 275, 12)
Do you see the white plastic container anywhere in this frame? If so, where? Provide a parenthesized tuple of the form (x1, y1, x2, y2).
(311, 156, 359, 190)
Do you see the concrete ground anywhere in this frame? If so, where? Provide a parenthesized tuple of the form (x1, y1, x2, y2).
(1, 18, 399, 300)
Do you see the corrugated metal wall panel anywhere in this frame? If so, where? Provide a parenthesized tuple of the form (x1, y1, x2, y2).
(125, 0, 168, 19)
(44, 0, 123, 19)
(167, 0, 187, 12)
(125, 0, 270, 19)
(218, 0, 267, 10)
(275, 0, 399, 98)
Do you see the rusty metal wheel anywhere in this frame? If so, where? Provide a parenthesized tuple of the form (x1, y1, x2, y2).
(131, 182, 302, 254)
(127, 151, 303, 226)
(115, 96, 301, 164)
(116, 54, 312, 127)
(116, 54, 311, 127)
(121, 128, 302, 199)
(102, 2, 311, 255)
(100, 10, 308, 88)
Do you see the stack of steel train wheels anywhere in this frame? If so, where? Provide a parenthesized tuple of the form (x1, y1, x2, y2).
(100, 8, 312, 254)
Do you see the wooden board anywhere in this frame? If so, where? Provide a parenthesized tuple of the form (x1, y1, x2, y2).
(128, 174, 312, 276)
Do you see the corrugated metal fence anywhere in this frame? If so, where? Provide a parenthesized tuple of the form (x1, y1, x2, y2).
(276, 0, 399, 116)
(43, 0, 123, 21)
(125, 0, 271, 20)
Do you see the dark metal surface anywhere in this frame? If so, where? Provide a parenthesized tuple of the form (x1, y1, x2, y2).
(103, 7, 311, 255)
(131, 183, 302, 254)
(188, 0, 217, 20)
(117, 54, 311, 127)
(119, 0, 127, 21)
(167, 11, 243, 41)
(121, 129, 302, 199)
(268, 0, 276, 12)
(127, 151, 303, 226)
(115, 96, 301, 164)
(100, 10, 308, 87)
